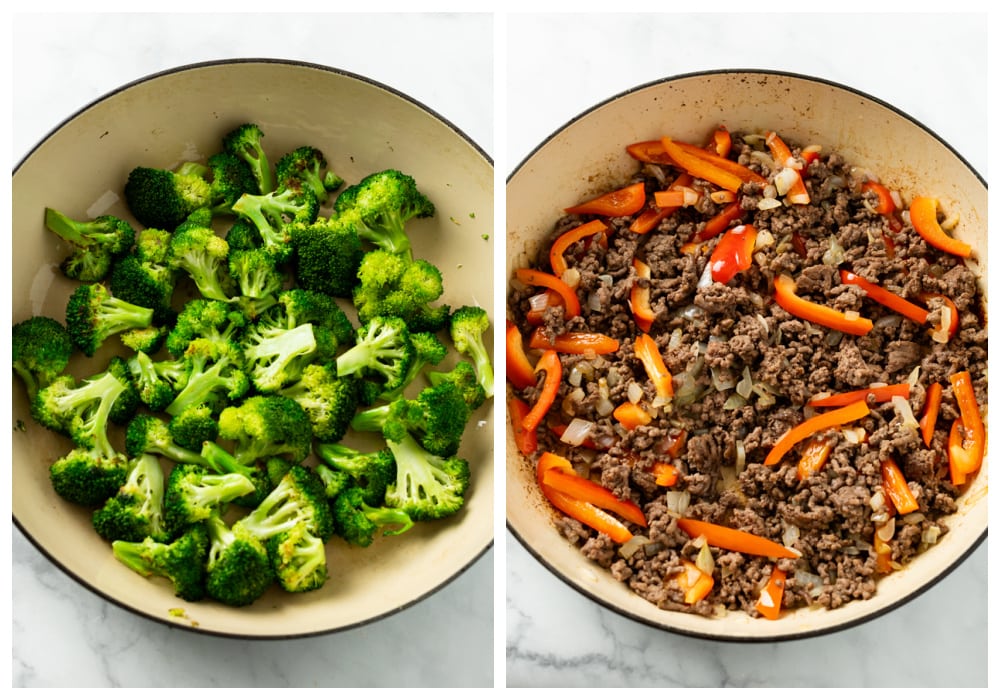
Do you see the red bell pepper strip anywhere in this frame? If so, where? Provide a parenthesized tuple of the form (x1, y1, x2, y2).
(807, 383, 910, 408)
(713, 126, 732, 158)
(674, 559, 714, 604)
(773, 274, 873, 336)
(919, 381, 943, 448)
(520, 349, 561, 435)
(564, 182, 646, 217)
(861, 180, 896, 216)
(755, 567, 787, 620)
(613, 401, 652, 430)
(509, 396, 538, 456)
(709, 224, 757, 284)
(505, 321, 537, 391)
(528, 328, 620, 355)
(630, 173, 693, 234)
(909, 196, 972, 258)
(839, 270, 929, 326)
(948, 370, 985, 485)
(881, 458, 919, 515)
(536, 452, 635, 544)
(765, 131, 810, 204)
(660, 137, 759, 193)
(515, 267, 581, 319)
(694, 201, 745, 242)
(675, 141, 767, 185)
(629, 258, 656, 332)
(541, 468, 648, 527)
(626, 139, 675, 165)
(549, 219, 609, 279)
(796, 438, 832, 480)
(676, 518, 801, 559)
(651, 461, 679, 487)
(765, 400, 871, 466)
(634, 332, 673, 401)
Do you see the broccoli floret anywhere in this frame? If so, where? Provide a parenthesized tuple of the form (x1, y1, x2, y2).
(312, 462, 353, 501)
(165, 299, 248, 357)
(335, 316, 415, 398)
(382, 421, 470, 521)
(332, 487, 413, 548)
(352, 249, 450, 332)
(265, 522, 329, 593)
(315, 441, 396, 506)
(168, 404, 219, 450)
(204, 510, 274, 607)
(163, 462, 257, 536)
(265, 456, 296, 488)
(277, 364, 359, 443)
(109, 248, 178, 325)
(448, 305, 494, 399)
(365, 329, 448, 404)
(125, 351, 184, 412)
(112, 523, 210, 602)
(333, 169, 435, 259)
(232, 187, 320, 263)
(286, 217, 363, 299)
(228, 247, 285, 319)
(426, 360, 487, 412)
(49, 446, 130, 506)
(222, 123, 274, 196)
(242, 320, 319, 393)
(105, 355, 143, 427)
(199, 440, 271, 508)
(65, 282, 155, 357)
(92, 454, 168, 543)
(224, 218, 263, 252)
(43, 207, 135, 282)
(352, 381, 471, 458)
(12, 315, 74, 400)
(166, 217, 235, 302)
(278, 288, 354, 346)
(119, 325, 169, 355)
(124, 414, 208, 466)
(163, 338, 250, 416)
(217, 395, 313, 465)
(124, 162, 213, 230)
(206, 151, 259, 215)
(235, 463, 335, 543)
(275, 146, 343, 204)
(32, 368, 129, 440)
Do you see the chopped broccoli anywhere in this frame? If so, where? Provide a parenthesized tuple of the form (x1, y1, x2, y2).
(12, 315, 74, 400)
(242, 320, 318, 393)
(168, 404, 219, 450)
(123, 162, 213, 230)
(108, 230, 179, 325)
(206, 151, 259, 215)
(231, 187, 319, 264)
(224, 218, 263, 252)
(312, 461, 353, 502)
(124, 413, 209, 466)
(119, 325, 169, 355)
(217, 395, 313, 466)
(163, 462, 257, 536)
(49, 446, 130, 507)
(105, 355, 143, 427)
(32, 368, 128, 440)
(278, 288, 354, 345)
(365, 329, 448, 403)
(92, 454, 168, 543)
(352, 381, 471, 458)
(352, 249, 450, 332)
(199, 440, 272, 508)
(204, 510, 274, 607)
(222, 123, 274, 196)
(315, 442, 396, 506)
(125, 350, 185, 412)
(275, 146, 343, 204)
(382, 420, 470, 521)
(448, 305, 494, 399)
(65, 282, 155, 357)
(333, 168, 435, 259)
(426, 360, 487, 411)
(234, 463, 335, 543)
(335, 316, 415, 398)
(277, 363, 360, 443)
(165, 298, 248, 358)
(228, 247, 285, 319)
(265, 522, 329, 593)
(112, 523, 210, 602)
(166, 215, 235, 302)
(332, 487, 413, 547)
(43, 207, 135, 282)
(163, 338, 250, 416)
(287, 217, 364, 299)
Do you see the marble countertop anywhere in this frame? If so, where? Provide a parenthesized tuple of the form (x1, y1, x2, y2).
(505, 11, 988, 688)
(11, 12, 495, 688)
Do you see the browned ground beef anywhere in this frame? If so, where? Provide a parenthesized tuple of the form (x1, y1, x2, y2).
(508, 132, 987, 617)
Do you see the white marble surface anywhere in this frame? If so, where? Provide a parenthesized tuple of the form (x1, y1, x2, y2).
(505, 11, 989, 688)
(10, 11, 495, 688)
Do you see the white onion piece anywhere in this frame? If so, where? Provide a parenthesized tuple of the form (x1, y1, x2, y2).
(559, 418, 595, 446)
(697, 260, 714, 289)
(782, 522, 800, 548)
(736, 367, 754, 399)
(877, 518, 896, 542)
(695, 542, 715, 576)
(843, 427, 866, 444)
(561, 267, 581, 288)
(892, 395, 920, 432)
(754, 229, 775, 250)
(627, 382, 644, 404)
(906, 365, 921, 388)
(795, 569, 824, 594)
(568, 365, 584, 387)
(757, 197, 782, 211)
(723, 394, 746, 410)
(774, 167, 800, 196)
(528, 292, 550, 312)
(822, 236, 846, 266)
(735, 439, 746, 472)
(619, 535, 651, 559)
(666, 490, 690, 516)
(922, 525, 941, 545)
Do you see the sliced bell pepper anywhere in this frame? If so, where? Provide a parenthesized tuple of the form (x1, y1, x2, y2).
(549, 219, 609, 279)
(515, 267, 581, 320)
(626, 139, 675, 165)
(661, 428, 687, 458)
(509, 395, 538, 456)
(948, 370, 985, 485)
(630, 173, 694, 234)
(651, 461, 679, 487)
(861, 180, 896, 216)
(764, 399, 870, 466)
(765, 131, 810, 204)
(839, 270, 929, 326)
(528, 328, 620, 355)
(694, 201, 745, 242)
(674, 559, 714, 605)
(564, 182, 646, 217)
(709, 224, 757, 284)
(676, 518, 801, 559)
(520, 349, 561, 435)
(919, 381, 943, 448)
(505, 321, 536, 390)
(713, 126, 732, 158)
(755, 567, 787, 620)
(919, 292, 959, 342)
(773, 273, 873, 336)
(881, 458, 919, 515)
(675, 141, 767, 185)
(634, 332, 673, 401)
(536, 452, 635, 544)
(807, 382, 910, 408)
(660, 137, 763, 193)
(541, 468, 648, 527)
(524, 290, 563, 326)
(796, 438, 832, 480)
(613, 401, 652, 430)
(874, 526, 894, 575)
(909, 196, 972, 258)
(629, 258, 656, 332)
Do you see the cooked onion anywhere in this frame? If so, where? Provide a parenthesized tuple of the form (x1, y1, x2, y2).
(695, 542, 715, 576)
(666, 490, 690, 516)
(892, 395, 920, 432)
(757, 197, 782, 210)
(619, 535, 651, 559)
(774, 167, 799, 196)
(822, 236, 846, 266)
(528, 292, 550, 312)
(627, 381, 644, 404)
(560, 417, 595, 446)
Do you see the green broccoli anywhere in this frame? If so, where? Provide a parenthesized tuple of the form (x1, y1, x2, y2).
(105, 355, 143, 427)
(426, 360, 487, 412)
(448, 305, 494, 399)
(164, 298, 248, 358)
(64, 282, 155, 357)
(234, 463, 335, 543)
(124, 414, 208, 466)
(352, 381, 471, 458)
(242, 320, 319, 393)
(312, 462, 353, 502)
(222, 123, 274, 196)
(332, 487, 413, 548)
(287, 217, 363, 299)
(163, 338, 250, 416)
(12, 315, 74, 400)
(217, 395, 313, 466)
(364, 329, 448, 404)
(163, 462, 257, 536)
(231, 187, 320, 263)
(382, 419, 470, 521)
(108, 228, 179, 324)
(265, 522, 329, 593)
(112, 523, 210, 602)
(199, 440, 272, 508)
(32, 367, 129, 439)
(335, 316, 415, 398)
(224, 218, 263, 252)
(277, 364, 359, 443)
(278, 288, 354, 346)
(333, 168, 435, 259)
(352, 249, 450, 332)
(92, 454, 168, 543)
(275, 146, 343, 204)
(228, 247, 285, 319)
(204, 510, 274, 607)
(43, 207, 135, 282)
(125, 350, 185, 412)
(206, 151, 259, 215)
(314, 441, 396, 506)
(119, 325, 170, 355)
(168, 404, 219, 450)
(123, 162, 213, 230)
(166, 216, 235, 302)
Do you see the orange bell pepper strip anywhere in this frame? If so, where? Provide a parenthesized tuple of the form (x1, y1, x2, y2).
(613, 401, 652, 430)
(709, 224, 757, 285)
(541, 468, 648, 527)
(651, 461, 679, 487)
(674, 559, 714, 605)
(948, 370, 985, 485)
(807, 383, 910, 408)
(660, 137, 751, 193)
(861, 180, 896, 216)
(919, 381, 943, 447)
(881, 458, 919, 515)
(694, 201, 745, 242)
(528, 328, 620, 355)
(564, 182, 647, 217)
(536, 452, 635, 544)
(919, 292, 959, 341)
(796, 438, 833, 480)
(521, 349, 562, 435)
(773, 273, 873, 336)
(661, 428, 687, 458)
(765, 131, 810, 204)
(755, 567, 787, 620)
(634, 332, 673, 401)
(839, 270, 929, 326)
(630, 173, 693, 235)
(626, 139, 675, 165)
(675, 141, 767, 185)
(549, 219, 609, 279)
(515, 267, 581, 320)
(765, 399, 870, 466)
(798, 145, 822, 175)
(874, 527, 895, 574)
(509, 396, 538, 456)
(713, 126, 732, 158)
(505, 321, 536, 391)
(653, 189, 689, 208)
(909, 196, 972, 258)
(629, 258, 656, 333)
(676, 518, 801, 559)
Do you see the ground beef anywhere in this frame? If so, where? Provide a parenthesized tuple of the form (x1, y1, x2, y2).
(508, 129, 987, 618)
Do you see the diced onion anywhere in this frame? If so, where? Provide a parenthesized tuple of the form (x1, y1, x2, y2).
(906, 365, 921, 388)
(528, 292, 550, 312)
(619, 535, 651, 559)
(782, 522, 800, 548)
(822, 236, 846, 266)
(877, 517, 896, 542)
(774, 167, 800, 196)
(666, 490, 690, 516)
(697, 260, 714, 289)
(627, 382, 644, 404)
(568, 365, 584, 387)
(695, 542, 715, 576)
(559, 417, 595, 446)
(844, 310, 860, 321)
(754, 229, 775, 250)
(922, 525, 941, 545)
(757, 197, 782, 211)
(736, 366, 754, 399)
(587, 291, 603, 311)
(795, 569, 824, 594)
(723, 394, 746, 411)
(843, 427, 866, 444)
(562, 387, 585, 416)
(892, 395, 920, 432)
(561, 267, 581, 288)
